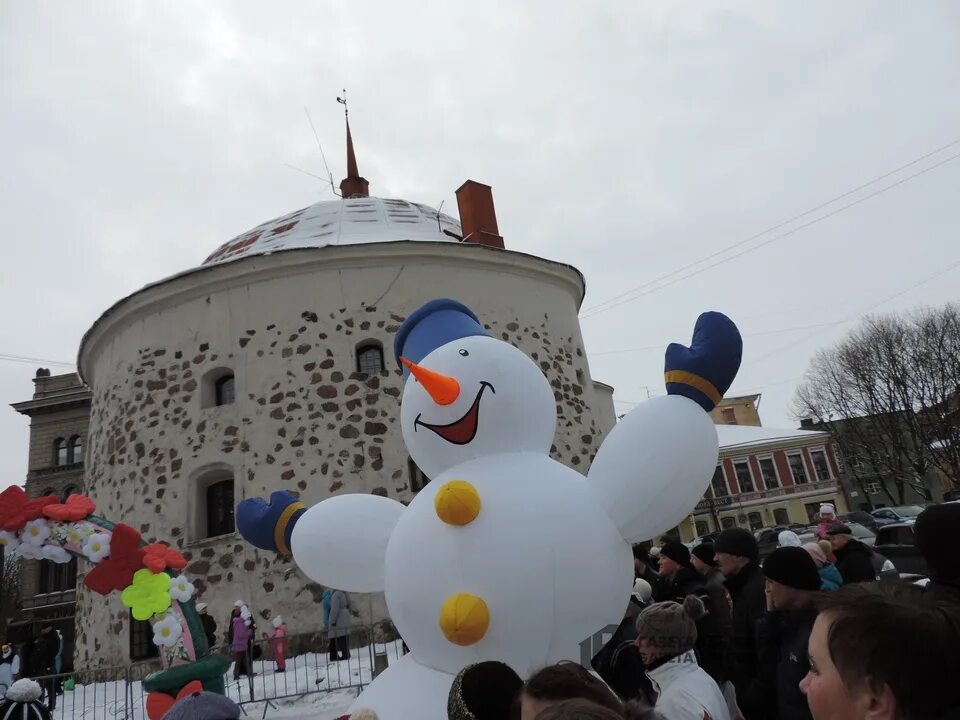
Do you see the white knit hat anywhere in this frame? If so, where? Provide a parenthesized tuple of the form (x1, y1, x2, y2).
(272, 616, 284, 628)
(819, 503, 836, 517)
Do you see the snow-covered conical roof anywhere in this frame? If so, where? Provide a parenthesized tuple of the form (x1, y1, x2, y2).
(203, 196, 463, 266)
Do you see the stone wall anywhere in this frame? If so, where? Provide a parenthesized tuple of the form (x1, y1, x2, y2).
(76, 243, 615, 666)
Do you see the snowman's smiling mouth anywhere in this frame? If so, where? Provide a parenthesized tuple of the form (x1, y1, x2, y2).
(414, 382, 495, 445)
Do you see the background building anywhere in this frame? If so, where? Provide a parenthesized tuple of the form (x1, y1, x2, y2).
(709, 394, 762, 427)
(8, 370, 91, 671)
(62, 137, 616, 667)
(678, 424, 849, 541)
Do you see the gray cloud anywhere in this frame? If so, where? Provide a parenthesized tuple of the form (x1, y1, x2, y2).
(3, 1, 959, 489)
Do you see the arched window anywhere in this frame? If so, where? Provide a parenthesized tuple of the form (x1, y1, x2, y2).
(408, 458, 430, 493)
(205, 478, 235, 538)
(62, 485, 78, 502)
(130, 614, 159, 661)
(69, 435, 83, 465)
(54, 438, 68, 466)
(356, 342, 385, 375)
(215, 374, 236, 406)
(747, 512, 763, 531)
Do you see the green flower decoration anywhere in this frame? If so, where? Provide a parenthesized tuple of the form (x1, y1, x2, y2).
(121, 569, 172, 621)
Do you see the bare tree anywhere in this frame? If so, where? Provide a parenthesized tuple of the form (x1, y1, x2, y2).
(794, 304, 960, 506)
(0, 548, 22, 639)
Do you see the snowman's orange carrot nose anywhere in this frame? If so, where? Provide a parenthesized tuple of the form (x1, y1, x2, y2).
(400, 357, 461, 406)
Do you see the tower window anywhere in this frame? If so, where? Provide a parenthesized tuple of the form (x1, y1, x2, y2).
(215, 374, 236, 406)
(356, 342, 385, 375)
(54, 438, 69, 466)
(130, 613, 159, 661)
(69, 435, 83, 464)
(206, 479, 235, 538)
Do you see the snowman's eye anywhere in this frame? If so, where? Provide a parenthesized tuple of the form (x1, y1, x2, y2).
(459, 349, 469, 357)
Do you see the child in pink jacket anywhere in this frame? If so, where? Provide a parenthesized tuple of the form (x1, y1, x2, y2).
(262, 616, 288, 672)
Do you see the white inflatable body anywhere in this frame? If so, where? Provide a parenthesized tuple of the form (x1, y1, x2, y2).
(279, 304, 734, 719)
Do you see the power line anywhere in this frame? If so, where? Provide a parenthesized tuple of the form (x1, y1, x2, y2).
(0, 353, 75, 368)
(742, 257, 960, 368)
(580, 140, 960, 319)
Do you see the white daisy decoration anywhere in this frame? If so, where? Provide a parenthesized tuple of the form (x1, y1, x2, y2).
(16, 542, 44, 560)
(0, 530, 20, 552)
(22, 519, 51, 547)
(83, 533, 112, 563)
(169, 576, 195, 603)
(41, 545, 73, 564)
(64, 524, 88, 546)
(152, 614, 183, 647)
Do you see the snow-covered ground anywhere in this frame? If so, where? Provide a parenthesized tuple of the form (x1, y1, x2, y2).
(54, 641, 406, 719)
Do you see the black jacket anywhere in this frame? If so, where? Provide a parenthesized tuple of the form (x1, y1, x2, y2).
(834, 539, 876, 584)
(742, 604, 817, 720)
(27, 632, 58, 676)
(591, 612, 654, 704)
(656, 566, 731, 685)
(724, 562, 767, 698)
(200, 614, 218, 648)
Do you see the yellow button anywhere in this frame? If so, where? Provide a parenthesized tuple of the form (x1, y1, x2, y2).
(434, 480, 481, 526)
(439, 593, 489, 646)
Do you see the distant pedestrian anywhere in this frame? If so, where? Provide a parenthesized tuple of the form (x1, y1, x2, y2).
(26, 625, 58, 711)
(230, 611, 253, 680)
(826, 525, 876, 584)
(327, 590, 352, 661)
(815, 504, 842, 540)
(196, 603, 218, 650)
(634, 596, 731, 720)
(264, 616, 288, 673)
(777, 530, 802, 548)
(914, 503, 960, 604)
(741, 547, 820, 720)
(714, 528, 766, 706)
(0, 643, 21, 696)
(802, 543, 843, 591)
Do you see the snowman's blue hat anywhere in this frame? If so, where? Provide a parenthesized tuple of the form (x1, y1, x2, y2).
(236, 490, 306, 556)
(394, 299, 491, 376)
(664, 311, 742, 412)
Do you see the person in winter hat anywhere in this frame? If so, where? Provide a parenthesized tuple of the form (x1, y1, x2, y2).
(713, 528, 766, 706)
(826, 525, 876, 584)
(802, 543, 843, 591)
(815, 504, 841, 540)
(196, 603, 218, 650)
(160, 689, 246, 720)
(230, 610, 253, 681)
(447, 660, 523, 720)
(740, 547, 820, 720)
(633, 596, 730, 720)
(800, 583, 960, 720)
(650, 541, 729, 687)
(327, 590, 352, 661)
(914, 503, 960, 604)
(777, 530, 802, 548)
(0, 679, 52, 720)
(261, 616, 288, 673)
(0, 644, 21, 697)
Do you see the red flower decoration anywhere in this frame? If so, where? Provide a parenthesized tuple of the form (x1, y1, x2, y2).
(42, 494, 96, 522)
(83, 524, 145, 596)
(142, 543, 187, 573)
(145, 680, 204, 720)
(0, 486, 58, 532)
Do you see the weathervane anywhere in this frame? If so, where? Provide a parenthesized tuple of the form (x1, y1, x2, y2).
(336, 89, 348, 118)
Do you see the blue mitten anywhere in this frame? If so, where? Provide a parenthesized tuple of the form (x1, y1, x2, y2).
(664, 311, 743, 412)
(236, 490, 306, 556)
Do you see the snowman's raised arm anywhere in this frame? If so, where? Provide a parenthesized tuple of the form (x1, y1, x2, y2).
(587, 312, 742, 544)
(237, 491, 404, 592)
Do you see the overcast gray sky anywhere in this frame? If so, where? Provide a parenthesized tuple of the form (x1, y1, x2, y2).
(2, 2, 959, 491)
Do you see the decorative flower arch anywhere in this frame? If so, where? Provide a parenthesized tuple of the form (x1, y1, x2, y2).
(0, 486, 230, 716)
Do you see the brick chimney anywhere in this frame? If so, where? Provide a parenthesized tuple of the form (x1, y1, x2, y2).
(455, 180, 504, 249)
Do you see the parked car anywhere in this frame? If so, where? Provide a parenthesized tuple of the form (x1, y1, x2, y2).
(756, 526, 790, 559)
(874, 523, 927, 576)
(840, 510, 880, 532)
(870, 505, 925, 526)
(845, 522, 877, 547)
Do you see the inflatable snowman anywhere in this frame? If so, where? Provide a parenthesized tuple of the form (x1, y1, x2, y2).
(237, 298, 742, 719)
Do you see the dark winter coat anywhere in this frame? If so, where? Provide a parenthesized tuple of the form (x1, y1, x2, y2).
(27, 631, 58, 676)
(200, 614, 218, 649)
(923, 579, 960, 605)
(655, 566, 731, 685)
(742, 604, 817, 720)
(834, 539, 877, 584)
(591, 610, 655, 704)
(724, 561, 768, 700)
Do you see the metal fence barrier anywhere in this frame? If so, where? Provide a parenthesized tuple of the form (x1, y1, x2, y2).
(19, 625, 407, 720)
